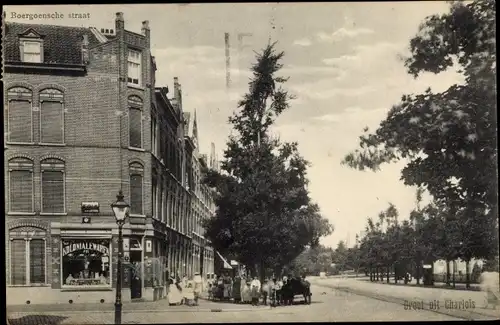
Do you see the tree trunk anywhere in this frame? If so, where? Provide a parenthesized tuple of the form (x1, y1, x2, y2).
(376, 267, 379, 281)
(446, 259, 451, 285)
(452, 261, 456, 288)
(259, 261, 266, 285)
(386, 266, 390, 283)
(416, 261, 421, 285)
(274, 266, 281, 279)
(465, 259, 470, 289)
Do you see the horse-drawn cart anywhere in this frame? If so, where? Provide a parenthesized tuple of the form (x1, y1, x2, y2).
(278, 277, 311, 305)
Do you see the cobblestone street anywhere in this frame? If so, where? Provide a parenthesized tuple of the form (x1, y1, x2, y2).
(9, 285, 498, 324)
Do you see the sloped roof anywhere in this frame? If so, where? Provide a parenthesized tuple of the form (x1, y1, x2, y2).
(3, 22, 101, 65)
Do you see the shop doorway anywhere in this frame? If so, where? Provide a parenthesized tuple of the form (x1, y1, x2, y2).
(130, 250, 142, 299)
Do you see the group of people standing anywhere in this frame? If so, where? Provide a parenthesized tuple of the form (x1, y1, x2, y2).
(167, 272, 204, 306)
(210, 273, 305, 306)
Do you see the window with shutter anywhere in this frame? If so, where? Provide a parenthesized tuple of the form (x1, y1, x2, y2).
(129, 162, 144, 215)
(41, 159, 65, 213)
(130, 174, 143, 214)
(30, 239, 45, 284)
(155, 181, 160, 220)
(11, 239, 27, 285)
(42, 171, 64, 213)
(151, 116, 157, 156)
(40, 100, 64, 144)
(162, 184, 166, 224)
(167, 191, 172, 227)
(9, 170, 34, 213)
(129, 108, 142, 148)
(7, 87, 33, 143)
(152, 177, 157, 219)
(8, 157, 34, 213)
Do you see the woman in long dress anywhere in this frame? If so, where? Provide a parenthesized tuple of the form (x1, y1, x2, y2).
(241, 278, 251, 303)
(193, 272, 203, 306)
(168, 275, 183, 305)
(183, 280, 195, 306)
(232, 276, 242, 303)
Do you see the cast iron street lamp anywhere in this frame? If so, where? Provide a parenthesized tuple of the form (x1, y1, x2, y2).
(111, 190, 130, 325)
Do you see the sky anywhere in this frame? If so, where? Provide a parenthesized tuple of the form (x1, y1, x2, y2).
(4, 3, 465, 249)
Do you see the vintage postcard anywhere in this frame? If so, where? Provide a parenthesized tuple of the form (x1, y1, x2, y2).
(3, 2, 498, 324)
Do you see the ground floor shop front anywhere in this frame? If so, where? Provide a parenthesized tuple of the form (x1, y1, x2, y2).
(6, 219, 214, 305)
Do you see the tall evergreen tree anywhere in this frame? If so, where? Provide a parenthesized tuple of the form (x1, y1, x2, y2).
(203, 42, 333, 282)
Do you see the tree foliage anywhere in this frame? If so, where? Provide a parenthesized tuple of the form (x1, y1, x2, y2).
(342, 0, 497, 262)
(287, 245, 335, 276)
(202, 42, 333, 279)
(354, 187, 493, 287)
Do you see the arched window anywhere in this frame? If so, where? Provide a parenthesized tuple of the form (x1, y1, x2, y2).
(8, 157, 34, 213)
(9, 226, 47, 285)
(41, 158, 65, 213)
(128, 96, 143, 149)
(40, 88, 64, 144)
(7, 87, 33, 143)
(129, 162, 144, 215)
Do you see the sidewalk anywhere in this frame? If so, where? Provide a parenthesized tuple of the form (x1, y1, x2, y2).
(311, 277, 499, 320)
(7, 297, 269, 314)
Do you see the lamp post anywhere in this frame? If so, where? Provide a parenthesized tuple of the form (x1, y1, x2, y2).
(111, 190, 130, 325)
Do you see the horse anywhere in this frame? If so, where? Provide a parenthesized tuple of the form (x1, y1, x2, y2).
(280, 277, 311, 305)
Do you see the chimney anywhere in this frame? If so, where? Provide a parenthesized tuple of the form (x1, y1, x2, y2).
(82, 34, 89, 64)
(141, 20, 150, 36)
(173, 77, 180, 101)
(115, 12, 124, 33)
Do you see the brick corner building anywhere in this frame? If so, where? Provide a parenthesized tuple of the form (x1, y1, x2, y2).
(3, 13, 215, 305)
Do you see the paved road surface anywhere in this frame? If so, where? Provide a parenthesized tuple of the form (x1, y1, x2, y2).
(7, 285, 470, 324)
(310, 277, 499, 320)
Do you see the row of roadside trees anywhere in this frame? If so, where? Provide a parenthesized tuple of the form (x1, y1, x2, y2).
(332, 191, 499, 288)
(338, 0, 498, 289)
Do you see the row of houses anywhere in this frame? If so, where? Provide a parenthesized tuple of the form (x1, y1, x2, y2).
(3, 13, 229, 304)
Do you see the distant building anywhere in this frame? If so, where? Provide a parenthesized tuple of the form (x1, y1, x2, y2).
(433, 258, 484, 275)
(184, 109, 217, 277)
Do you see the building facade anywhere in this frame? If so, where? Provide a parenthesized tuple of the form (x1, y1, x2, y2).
(4, 13, 217, 305)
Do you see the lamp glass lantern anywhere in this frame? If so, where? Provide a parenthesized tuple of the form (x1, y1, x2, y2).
(111, 190, 130, 224)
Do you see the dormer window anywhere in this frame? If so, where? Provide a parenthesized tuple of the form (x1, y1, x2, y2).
(23, 41, 42, 63)
(18, 28, 44, 64)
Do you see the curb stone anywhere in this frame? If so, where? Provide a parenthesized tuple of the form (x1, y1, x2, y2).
(7, 307, 266, 316)
(313, 282, 498, 321)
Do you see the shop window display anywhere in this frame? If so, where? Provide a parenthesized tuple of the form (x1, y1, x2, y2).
(62, 239, 111, 287)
